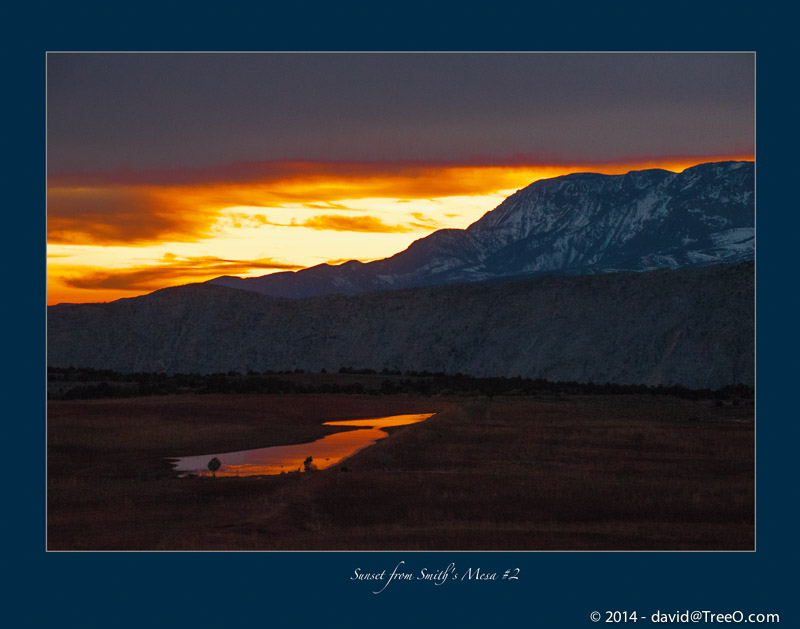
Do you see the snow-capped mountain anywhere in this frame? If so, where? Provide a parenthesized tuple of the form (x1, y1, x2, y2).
(209, 161, 754, 298)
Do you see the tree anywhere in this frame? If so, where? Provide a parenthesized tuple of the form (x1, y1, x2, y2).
(303, 456, 317, 472)
(208, 457, 221, 477)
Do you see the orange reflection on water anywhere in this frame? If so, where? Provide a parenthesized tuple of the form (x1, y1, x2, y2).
(323, 413, 433, 428)
(169, 413, 434, 477)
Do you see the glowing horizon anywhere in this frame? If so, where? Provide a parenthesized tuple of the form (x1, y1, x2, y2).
(47, 154, 753, 305)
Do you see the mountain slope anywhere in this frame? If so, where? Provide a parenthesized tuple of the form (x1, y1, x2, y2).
(210, 161, 754, 298)
(49, 262, 754, 389)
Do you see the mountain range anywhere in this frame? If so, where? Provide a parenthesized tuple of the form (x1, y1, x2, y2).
(48, 161, 755, 388)
(209, 160, 754, 298)
(48, 261, 754, 389)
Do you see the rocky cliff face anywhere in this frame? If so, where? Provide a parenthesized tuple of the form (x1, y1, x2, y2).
(48, 262, 754, 389)
(210, 161, 754, 298)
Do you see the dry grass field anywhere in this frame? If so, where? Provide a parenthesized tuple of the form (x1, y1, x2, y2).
(47, 392, 754, 550)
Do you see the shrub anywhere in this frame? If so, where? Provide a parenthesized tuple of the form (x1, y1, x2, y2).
(208, 457, 222, 477)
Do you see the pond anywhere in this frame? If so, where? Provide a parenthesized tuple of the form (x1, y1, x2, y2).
(167, 413, 434, 477)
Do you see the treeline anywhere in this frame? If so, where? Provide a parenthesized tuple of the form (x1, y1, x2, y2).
(47, 366, 754, 402)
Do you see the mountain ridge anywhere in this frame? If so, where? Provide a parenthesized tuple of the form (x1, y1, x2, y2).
(209, 160, 754, 298)
(48, 261, 754, 389)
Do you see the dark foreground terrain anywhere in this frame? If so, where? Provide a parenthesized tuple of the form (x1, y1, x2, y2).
(48, 392, 754, 550)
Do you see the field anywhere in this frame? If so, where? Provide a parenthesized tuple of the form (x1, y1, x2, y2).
(47, 392, 754, 550)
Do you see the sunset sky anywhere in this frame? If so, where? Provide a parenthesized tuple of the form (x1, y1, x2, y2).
(47, 52, 754, 305)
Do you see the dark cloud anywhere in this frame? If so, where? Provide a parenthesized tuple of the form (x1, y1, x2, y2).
(47, 158, 537, 187)
(47, 53, 754, 172)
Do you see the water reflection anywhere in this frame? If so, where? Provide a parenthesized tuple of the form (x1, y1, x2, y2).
(168, 413, 433, 477)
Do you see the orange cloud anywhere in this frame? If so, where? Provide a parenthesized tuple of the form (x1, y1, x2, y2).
(296, 214, 417, 233)
(409, 212, 442, 227)
(299, 201, 355, 211)
(56, 255, 302, 292)
(48, 155, 753, 247)
(47, 185, 221, 246)
(324, 257, 375, 265)
(47, 154, 754, 189)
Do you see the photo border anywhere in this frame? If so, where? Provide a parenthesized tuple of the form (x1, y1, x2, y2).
(12, 2, 792, 627)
